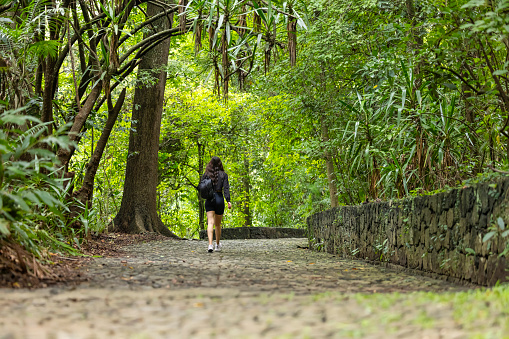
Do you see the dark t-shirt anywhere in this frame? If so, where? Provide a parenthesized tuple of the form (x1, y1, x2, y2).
(202, 171, 230, 202)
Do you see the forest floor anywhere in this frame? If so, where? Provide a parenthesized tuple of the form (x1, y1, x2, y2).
(1, 236, 508, 338)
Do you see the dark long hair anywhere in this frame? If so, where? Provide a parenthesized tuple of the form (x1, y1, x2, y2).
(204, 156, 225, 185)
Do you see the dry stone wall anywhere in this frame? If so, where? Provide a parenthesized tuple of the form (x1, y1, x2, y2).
(307, 177, 509, 286)
(199, 227, 307, 240)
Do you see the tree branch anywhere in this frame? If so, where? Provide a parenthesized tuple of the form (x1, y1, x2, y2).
(246, 1, 298, 20)
(119, 25, 188, 65)
(119, 4, 179, 46)
(438, 66, 485, 95)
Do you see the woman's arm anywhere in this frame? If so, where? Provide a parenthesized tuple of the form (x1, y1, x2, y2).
(223, 172, 231, 206)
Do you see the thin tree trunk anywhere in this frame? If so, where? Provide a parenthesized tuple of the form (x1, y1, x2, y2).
(41, 56, 57, 134)
(73, 89, 126, 205)
(320, 114, 339, 207)
(287, 8, 297, 67)
(198, 141, 205, 230)
(57, 83, 102, 168)
(41, 0, 68, 133)
(242, 152, 252, 226)
(113, 2, 178, 237)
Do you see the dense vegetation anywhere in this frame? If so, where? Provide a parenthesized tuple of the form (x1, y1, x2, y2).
(1, 0, 509, 260)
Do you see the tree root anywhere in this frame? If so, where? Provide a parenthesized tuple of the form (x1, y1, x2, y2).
(488, 164, 509, 175)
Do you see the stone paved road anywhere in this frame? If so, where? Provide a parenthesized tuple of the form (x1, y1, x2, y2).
(0, 238, 492, 338)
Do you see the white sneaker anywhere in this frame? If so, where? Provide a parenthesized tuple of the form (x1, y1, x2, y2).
(208, 244, 214, 253)
(214, 243, 222, 252)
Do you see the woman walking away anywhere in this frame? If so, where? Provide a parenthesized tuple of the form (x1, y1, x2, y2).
(203, 156, 231, 252)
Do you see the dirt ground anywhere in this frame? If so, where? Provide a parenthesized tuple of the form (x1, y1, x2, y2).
(0, 232, 169, 289)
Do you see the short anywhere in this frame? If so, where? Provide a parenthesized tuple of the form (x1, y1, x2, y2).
(205, 192, 225, 215)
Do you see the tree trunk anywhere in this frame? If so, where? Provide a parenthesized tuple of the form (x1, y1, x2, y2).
(73, 89, 126, 205)
(57, 83, 102, 168)
(320, 114, 339, 207)
(197, 140, 205, 230)
(41, 0, 67, 133)
(41, 56, 57, 134)
(113, 3, 177, 237)
(242, 152, 252, 226)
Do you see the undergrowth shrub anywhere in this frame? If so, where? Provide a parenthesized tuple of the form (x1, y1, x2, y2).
(0, 107, 80, 258)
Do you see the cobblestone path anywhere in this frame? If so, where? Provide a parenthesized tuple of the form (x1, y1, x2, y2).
(0, 238, 488, 338)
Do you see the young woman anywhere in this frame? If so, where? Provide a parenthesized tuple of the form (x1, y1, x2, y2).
(202, 156, 231, 252)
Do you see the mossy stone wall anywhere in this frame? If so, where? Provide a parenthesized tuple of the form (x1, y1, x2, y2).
(307, 178, 509, 286)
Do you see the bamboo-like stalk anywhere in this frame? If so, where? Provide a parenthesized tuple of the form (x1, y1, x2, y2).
(238, 5, 247, 37)
(194, 13, 202, 54)
(221, 30, 229, 99)
(253, 11, 261, 32)
(208, 23, 215, 50)
(287, 16, 297, 67)
(178, 0, 187, 32)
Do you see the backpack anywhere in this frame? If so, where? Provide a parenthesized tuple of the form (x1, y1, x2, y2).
(198, 176, 214, 200)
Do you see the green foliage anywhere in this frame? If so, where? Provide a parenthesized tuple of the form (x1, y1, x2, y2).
(4, 0, 509, 251)
(253, 0, 509, 205)
(0, 108, 82, 256)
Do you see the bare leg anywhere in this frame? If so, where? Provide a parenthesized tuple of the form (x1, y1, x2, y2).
(207, 211, 215, 246)
(214, 214, 223, 245)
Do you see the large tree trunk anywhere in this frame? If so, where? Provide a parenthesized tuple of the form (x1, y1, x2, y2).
(113, 3, 177, 237)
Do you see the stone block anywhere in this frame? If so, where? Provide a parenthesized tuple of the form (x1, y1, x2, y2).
(399, 250, 407, 266)
(460, 186, 474, 218)
(476, 257, 487, 285)
(441, 229, 450, 250)
(446, 209, 454, 227)
(408, 248, 420, 269)
(474, 233, 483, 254)
(429, 251, 439, 272)
(429, 194, 438, 213)
(429, 215, 436, 234)
(436, 212, 446, 232)
(459, 217, 467, 234)
(481, 233, 490, 257)
(472, 204, 480, 226)
(199, 227, 307, 240)
(423, 207, 431, 225)
(498, 235, 509, 254)
(423, 227, 429, 249)
(478, 185, 490, 215)
(464, 255, 475, 281)
(420, 223, 427, 244)
(435, 235, 442, 252)
(422, 252, 429, 270)
(413, 228, 421, 246)
(487, 255, 508, 286)
(445, 189, 458, 209)
(439, 250, 450, 275)
(478, 214, 488, 229)
(453, 253, 465, 278)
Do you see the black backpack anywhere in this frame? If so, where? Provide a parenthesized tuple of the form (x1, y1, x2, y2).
(198, 176, 214, 200)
